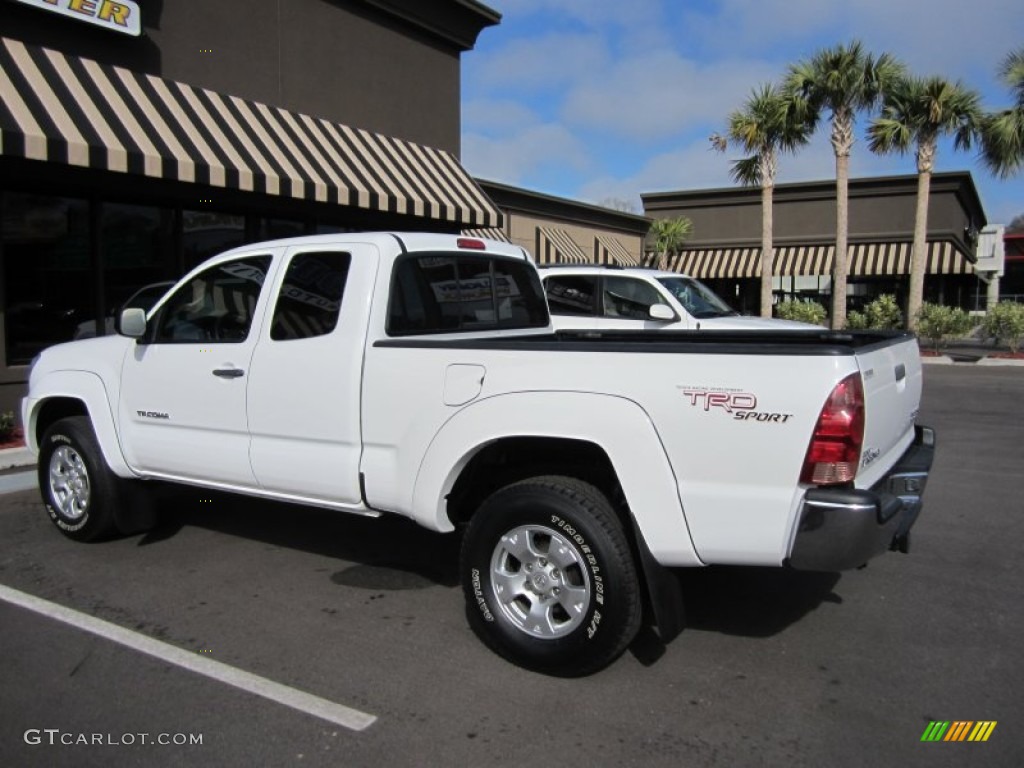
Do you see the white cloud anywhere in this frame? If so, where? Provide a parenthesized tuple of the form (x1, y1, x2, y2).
(493, 0, 666, 31)
(561, 52, 779, 141)
(462, 122, 592, 186)
(676, 0, 1021, 93)
(469, 32, 609, 91)
(462, 99, 542, 133)
(463, 0, 1021, 220)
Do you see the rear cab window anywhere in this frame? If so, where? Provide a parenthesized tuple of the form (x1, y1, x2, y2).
(387, 253, 548, 335)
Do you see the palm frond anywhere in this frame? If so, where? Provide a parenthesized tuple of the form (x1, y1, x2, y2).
(730, 155, 762, 187)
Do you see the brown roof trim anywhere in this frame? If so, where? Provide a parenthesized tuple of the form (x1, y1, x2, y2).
(477, 179, 652, 235)
(643, 171, 987, 227)
(355, 0, 501, 51)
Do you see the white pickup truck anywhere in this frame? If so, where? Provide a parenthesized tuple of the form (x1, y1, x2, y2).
(22, 232, 934, 675)
(541, 265, 820, 331)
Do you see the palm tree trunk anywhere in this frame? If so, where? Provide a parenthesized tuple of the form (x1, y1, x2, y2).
(830, 108, 855, 330)
(832, 152, 850, 329)
(907, 165, 932, 331)
(761, 182, 774, 318)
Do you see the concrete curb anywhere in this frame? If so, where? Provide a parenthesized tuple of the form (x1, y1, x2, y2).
(0, 446, 35, 470)
(976, 357, 1024, 367)
(922, 356, 1024, 367)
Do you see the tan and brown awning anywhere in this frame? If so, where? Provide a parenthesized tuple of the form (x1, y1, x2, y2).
(535, 227, 588, 264)
(668, 241, 974, 278)
(594, 234, 639, 266)
(0, 36, 501, 227)
(461, 227, 511, 242)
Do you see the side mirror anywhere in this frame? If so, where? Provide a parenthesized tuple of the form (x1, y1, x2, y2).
(119, 308, 147, 339)
(649, 304, 675, 322)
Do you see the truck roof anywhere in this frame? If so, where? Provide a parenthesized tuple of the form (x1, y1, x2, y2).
(538, 264, 694, 280)
(208, 232, 531, 262)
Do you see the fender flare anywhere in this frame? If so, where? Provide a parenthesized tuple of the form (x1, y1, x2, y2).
(412, 390, 702, 567)
(24, 370, 135, 478)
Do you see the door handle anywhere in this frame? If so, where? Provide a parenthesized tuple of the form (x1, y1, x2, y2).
(212, 368, 245, 379)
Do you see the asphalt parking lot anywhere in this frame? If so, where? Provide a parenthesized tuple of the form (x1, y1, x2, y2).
(1, 364, 1021, 767)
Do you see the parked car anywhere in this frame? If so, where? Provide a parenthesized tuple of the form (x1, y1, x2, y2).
(24, 233, 932, 675)
(541, 265, 820, 331)
(73, 281, 175, 340)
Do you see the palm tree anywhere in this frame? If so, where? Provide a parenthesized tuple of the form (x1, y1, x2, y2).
(711, 84, 812, 318)
(786, 41, 904, 328)
(980, 48, 1024, 179)
(648, 216, 693, 270)
(867, 76, 981, 330)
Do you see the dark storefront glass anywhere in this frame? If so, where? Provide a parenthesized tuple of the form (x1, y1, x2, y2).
(183, 210, 245, 270)
(99, 203, 176, 334)
(3, 192, 93, 365)
(256, 217, 305, 242)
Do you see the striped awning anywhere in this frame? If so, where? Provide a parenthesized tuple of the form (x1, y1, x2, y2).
(668, 241, 974, 278)
(535, 227, 588, 264)
(461, 227, 511, 243)
(0, 36, 501, 227)
(594, 234, 639, 266)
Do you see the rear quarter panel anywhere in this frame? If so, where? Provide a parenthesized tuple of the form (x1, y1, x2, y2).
(361, 341, 859, 567)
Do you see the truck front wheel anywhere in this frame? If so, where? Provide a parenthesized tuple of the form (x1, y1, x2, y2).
(38, 416, 120, 542)
(460, 475, 641, 675)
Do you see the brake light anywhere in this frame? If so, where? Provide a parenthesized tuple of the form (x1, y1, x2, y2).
(457, 238, 486, 250)
(800, 373, 865, 485)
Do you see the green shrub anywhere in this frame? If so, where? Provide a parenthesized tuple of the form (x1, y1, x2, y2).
(776, 299, 827, 326)
(846, 310, 869, 329)
(981, 301, 1024, 353)
(0, 411, 14, 442)
(915, 303, 973, 352)
(847, 295, 903, 330)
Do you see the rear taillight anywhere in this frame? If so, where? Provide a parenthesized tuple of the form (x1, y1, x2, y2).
(456, 237, 486, 250)
(800, 373, 865, 486)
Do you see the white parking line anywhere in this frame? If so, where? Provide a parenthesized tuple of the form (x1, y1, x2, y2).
(0, 583, 377, 731)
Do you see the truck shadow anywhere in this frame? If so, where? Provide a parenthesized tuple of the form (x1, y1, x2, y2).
(138, 487, 841, 643)
(678, 566, 842, 636)
(629, 567, 842, 666)
(137, 485, 461, 589)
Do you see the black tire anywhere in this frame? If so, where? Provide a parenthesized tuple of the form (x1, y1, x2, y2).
(38, 416, 121, 542)
(460, 475, 641, 676)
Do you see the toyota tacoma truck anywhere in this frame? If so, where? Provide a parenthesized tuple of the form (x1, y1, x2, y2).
(22, 232, 934, 675)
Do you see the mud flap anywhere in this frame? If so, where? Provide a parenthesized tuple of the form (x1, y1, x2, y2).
(631, 517, 685, 643)
(113, 481, 158, 535)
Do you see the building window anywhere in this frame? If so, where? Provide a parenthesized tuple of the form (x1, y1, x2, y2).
(2, 192, 92, 366)
(255, 217, 305, 242)
(183, 211, 245, 271)
(99, 203, 176, 336)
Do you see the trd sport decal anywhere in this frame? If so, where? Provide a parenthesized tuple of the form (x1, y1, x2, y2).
(679, 386, 794, 424)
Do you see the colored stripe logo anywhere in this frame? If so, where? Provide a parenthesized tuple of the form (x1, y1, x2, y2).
(921, 721, 997, 742)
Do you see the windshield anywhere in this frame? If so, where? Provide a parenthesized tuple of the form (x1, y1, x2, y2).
(656, 277, 738, 319)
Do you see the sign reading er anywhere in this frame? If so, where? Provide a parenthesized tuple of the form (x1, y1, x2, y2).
(16, 0, 142, 37)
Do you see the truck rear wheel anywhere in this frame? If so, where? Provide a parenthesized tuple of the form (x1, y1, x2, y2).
(38, 416, 121, 542)
(460, 475, 641, 675)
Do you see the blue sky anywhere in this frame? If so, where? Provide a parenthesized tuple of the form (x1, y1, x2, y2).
(461, 0, 1022, 226)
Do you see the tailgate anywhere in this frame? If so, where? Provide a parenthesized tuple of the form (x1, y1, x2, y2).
(855, 335, 923, 488)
